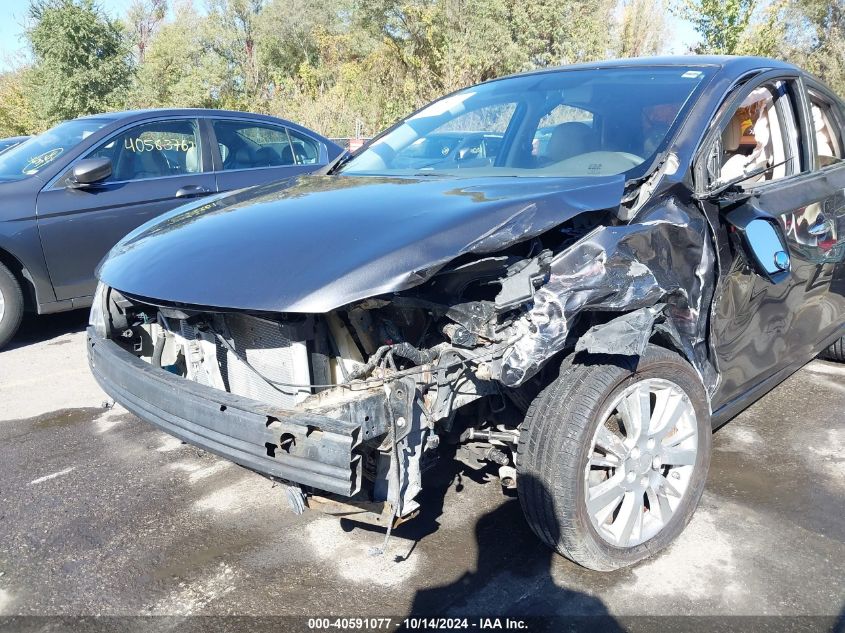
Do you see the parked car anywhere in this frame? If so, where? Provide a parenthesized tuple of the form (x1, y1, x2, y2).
(0, 135, 31, 154)
(0, 109, 342, 348)
(87, 57, 845, 571)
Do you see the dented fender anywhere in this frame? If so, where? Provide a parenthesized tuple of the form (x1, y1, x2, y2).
(500, 195, 717, 391)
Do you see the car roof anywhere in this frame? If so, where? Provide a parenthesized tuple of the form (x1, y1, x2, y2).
(78, 108, 289, 120)
(491, 55, 800, 83)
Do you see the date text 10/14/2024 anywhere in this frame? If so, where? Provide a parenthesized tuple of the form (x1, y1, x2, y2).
(307, 618, 529, 630)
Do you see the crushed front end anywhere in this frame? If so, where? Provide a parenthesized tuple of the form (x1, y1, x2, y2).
(88, 171, 717, 529)
(87, 282, 522, 526)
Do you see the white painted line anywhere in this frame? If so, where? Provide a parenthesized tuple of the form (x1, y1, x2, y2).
(28, 466, 75, 485)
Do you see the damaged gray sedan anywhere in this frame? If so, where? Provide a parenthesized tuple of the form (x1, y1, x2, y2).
(87, 56, 845, 571)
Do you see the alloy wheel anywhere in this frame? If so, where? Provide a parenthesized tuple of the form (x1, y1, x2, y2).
(583, 378, 698, 548)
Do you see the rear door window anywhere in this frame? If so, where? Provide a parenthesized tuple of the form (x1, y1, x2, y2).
(287, 129, 321, 165)
(808, 92, 843, 167)
(212, 120, 297, 170)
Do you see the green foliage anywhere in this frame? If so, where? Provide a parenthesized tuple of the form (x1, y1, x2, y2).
(0, 0, 842, 138)
(126, 0, 167, 62)
(681, 0, 756, 54)
(784, 0, 845, 95)
(735, 0, 787, 57)
(128, 2, 227, 108)
(26, 0, 133, 126)
(617, 0, 668, 57)
(0, 68, 40, 136)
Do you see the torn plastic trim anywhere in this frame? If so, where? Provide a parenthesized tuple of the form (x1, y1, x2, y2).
(574, 304, 666, 356)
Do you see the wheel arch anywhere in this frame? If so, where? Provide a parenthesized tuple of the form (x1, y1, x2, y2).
(503, 306, 700, 413)
(0, 247, 37, 311)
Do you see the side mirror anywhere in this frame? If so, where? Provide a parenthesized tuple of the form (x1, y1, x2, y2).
(70, 158, 112, 187)
(745, 218, 790, 276)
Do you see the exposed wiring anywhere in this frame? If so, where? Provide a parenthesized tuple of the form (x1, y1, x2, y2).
(204, 320, 518, 396)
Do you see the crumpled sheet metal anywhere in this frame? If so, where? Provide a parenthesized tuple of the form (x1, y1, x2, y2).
(500, 198, 717, 391)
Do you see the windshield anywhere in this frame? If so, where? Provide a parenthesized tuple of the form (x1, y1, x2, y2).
(342, 66, 713, 179)
(0, 118, 114, 181)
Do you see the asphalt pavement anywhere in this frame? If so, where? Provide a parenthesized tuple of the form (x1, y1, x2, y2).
(0, 311, 843, 627)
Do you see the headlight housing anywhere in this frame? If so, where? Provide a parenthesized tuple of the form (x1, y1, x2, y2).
(89, 281, 108, 337)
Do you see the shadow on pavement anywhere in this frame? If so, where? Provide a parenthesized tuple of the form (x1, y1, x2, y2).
(402, 473, 622, 629)
(341, 444, 622, 629)
(6, 309, 89, 351)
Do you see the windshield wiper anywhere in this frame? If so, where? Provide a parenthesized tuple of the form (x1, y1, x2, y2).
(319, 150, 353, 175)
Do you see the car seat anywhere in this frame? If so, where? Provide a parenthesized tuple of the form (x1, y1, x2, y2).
(114, 144, 171, 181)
(280, 144, 296, 165)
(543, 122, 597, 163)
(185, 145, 199, 173)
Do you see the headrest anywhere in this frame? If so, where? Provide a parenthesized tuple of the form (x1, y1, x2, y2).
(546, 122, 595, 162)
(722, 115, 742, 152)
(812, 105, 826, 132)
(185, 146, 198, 173)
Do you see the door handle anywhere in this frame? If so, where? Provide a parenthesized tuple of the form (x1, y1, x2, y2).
(807, 213, 832, 237)
(175, 185, 211, 199)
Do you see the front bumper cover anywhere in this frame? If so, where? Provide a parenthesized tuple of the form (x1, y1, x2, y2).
(87, 328, 373, 496)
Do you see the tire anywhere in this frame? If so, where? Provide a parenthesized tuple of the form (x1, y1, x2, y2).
(821, 337, 845, 363)
(516, 345, 711, 571)
(0, 262, 24, 350)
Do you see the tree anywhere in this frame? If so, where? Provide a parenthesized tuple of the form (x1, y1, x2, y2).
(205, 0, 267, 108)
(256, 0, 340, 79)
(734, 0, 787, 57)
(128, 1, 226, 108)
(0, 68, 40, 136)
(26, 0, 133, 125)
(680, 0, 757, 54)
(785, 0, 845, 96)
(616, 0, 668, 57)
(126, 0, 167, 63)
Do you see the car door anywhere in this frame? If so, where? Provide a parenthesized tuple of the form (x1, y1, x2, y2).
(802, 80, 845, 326)
(207, 118, 327, 193)
(36, 117, 216, 301)
(700, 72, 845, 411)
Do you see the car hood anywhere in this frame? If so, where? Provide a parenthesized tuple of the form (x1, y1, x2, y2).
(98, 174, 626, 313)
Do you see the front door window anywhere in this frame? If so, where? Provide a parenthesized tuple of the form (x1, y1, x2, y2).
(82, 120, 202, 183)
(710, 81, 802, 188)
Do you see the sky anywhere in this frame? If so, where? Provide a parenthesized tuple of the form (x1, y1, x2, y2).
(0, 0, 700, 73)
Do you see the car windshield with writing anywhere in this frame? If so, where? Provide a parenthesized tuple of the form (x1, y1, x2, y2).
(0, 118, 115, 182)
(341, 66, 714, 178)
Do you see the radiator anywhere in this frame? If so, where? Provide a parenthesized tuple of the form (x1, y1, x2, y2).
(179, 314, 311, 410)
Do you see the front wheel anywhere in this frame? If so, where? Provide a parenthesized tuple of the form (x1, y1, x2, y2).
(0, 262, 24, 350)
(516, 345, 711, 571)
(821, 337, 844, 363)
